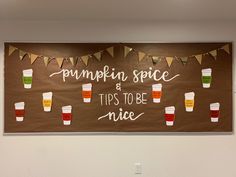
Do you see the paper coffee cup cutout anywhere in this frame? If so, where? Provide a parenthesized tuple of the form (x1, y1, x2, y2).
(22, 69, 33, 89)
(165, 106, 175, 126)
(82, 83, 92, 103)
(62, 105, 72, 125)
(152, 84, 162, 103)
(42, 92, 53, 112)
(210, 103, 220, 122)
(201, 68, 212, 88)
(184, 92, 195, 112)
(14, 102, 25, 122)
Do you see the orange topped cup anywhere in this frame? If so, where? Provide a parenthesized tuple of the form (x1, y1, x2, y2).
(82, 83, 92, 103)
(152, 84, 162, 103)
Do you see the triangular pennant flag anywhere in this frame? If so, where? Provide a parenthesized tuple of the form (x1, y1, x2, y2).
(222, 44, 230, 54)
(43, 56, 49, 67)
(165, 57, 174, 67)
(138, 52, 146, 61)
(69, 57, 74, 65)
(75, 57, 79, 66)
(209, 50, 217, 60)
(69, 57, 79, 66)
(81, 55, 89, 66)
(180, 57, 188, 65)
(56, 57, 64, 68)
(9, 45, 17, 56)
(19, 50, 27, 60)
(93, 51, 102, 61)
(152, 56, 161, 65)
(30, 54, 38, 64)
(106, 47, 114, 57)
(195, 54, 202, 64)
(124, 46, 132, 58)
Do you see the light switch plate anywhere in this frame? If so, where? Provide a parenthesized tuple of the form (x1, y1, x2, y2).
(134, 163, 142, 174)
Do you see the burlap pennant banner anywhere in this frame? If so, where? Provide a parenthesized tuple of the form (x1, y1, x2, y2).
(209, 50, 217, 60)
(8, 43, 231, 68)
(56, 57, 64, 68)
(9, 45, 18, 56)
(195, 54, 203, 64)
(124, 46, 132, 58)
(19, 50, 28, 60)
(43, 56, 50, 67)
(138, 52, 146, 61)
(222, 44, 230, 54)
(30, 54, 38, 64)
(69, 57, 75, 66)
(180, 57, 188, 65)
(69, 57, 79, 66)
(93, 51, 102, 61)
(81, 55, 89, 66)
(152, 56, 162, 65)
(106, 47, 114, 57)
(166, 57, 174, 67)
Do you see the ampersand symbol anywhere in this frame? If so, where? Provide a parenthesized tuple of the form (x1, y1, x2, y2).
(116, 82, 121, 91)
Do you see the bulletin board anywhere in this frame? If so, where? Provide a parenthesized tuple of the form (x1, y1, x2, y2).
(4, 43, 233, 133)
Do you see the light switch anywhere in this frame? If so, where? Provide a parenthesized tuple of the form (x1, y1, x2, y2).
(134, 163, 142, 174)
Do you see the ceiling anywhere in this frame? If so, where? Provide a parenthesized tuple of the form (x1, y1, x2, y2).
(0, 0, 236, 21)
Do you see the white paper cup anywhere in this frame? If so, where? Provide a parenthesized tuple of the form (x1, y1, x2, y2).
(42, 92, 53, 112)
(14, 102, 25, 122)
(201, 68, 212, 88)
(210, 103, 220, 122)
(22, 69, 33, 89)
(152, 84, 162, 103)
(165, 106, 175, 126)
(62, 105, 72, 125)
(184, 92, 195, 112)
(82, 83, 92, 103)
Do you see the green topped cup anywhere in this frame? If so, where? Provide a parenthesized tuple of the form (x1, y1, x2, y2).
(22, 69, 33, 89)
(201, 68, 212, 88)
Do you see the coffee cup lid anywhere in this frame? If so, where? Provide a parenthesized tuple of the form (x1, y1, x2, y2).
(210, 102, 220, 107)
(165, 106, 175, 111)
(62, 105, 72, 110)
(23, 69, 33, 74)
(14, 102, 25, 107)
(185, 92, 195, 98)
(43, 92, 53, 97)
(82, 83, 92, 87)
(152, 83, 162, 88)
(201, 68, 212, 73)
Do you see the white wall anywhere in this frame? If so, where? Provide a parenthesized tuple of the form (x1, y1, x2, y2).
(0, 20, 235, 177)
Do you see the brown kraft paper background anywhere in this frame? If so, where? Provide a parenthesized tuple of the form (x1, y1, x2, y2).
(4, 43, 233, 133)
